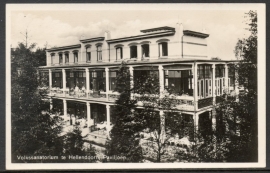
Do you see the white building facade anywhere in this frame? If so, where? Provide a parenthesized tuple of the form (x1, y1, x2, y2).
(39, 25, 238, 141)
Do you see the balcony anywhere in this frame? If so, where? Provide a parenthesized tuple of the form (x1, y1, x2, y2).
(134, 94, 195, 111)
(49, 87, 121, 103)
(198, 97, 213, 109)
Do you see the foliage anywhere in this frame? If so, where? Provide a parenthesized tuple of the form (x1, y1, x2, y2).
(63, 125, 96, 163)
(133, 70, 183, 162)
(11, 42, 65, 162)
(106, 62, 143, 162)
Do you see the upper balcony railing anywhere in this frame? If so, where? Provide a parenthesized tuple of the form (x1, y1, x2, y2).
(49, 87, 120, 102)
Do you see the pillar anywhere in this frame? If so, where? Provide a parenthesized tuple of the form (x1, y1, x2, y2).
(193, 113, 199, 131)
(160, 110, 166, 143)
(193, 63, 198, 110)
(86, 102, 91, 128)
(49, 69, 52, 94)
(224, 64, 228, 93)
(159, 65, 164, 96)
(235, 66, 239, 102)
(212, 64, 216, 105)
(105, 67, 109, 100)
(85, 68, 90, 98)
(129, 66, 134, 98)
(211, 109, 216, 131)
(138, 44, 142, 60)
(106, 105, 111, 138)
(63, 99, 67, 118)
(62, 69, 66, 96)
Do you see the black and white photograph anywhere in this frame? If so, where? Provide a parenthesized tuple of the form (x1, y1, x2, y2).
(6, 3, 266, 170)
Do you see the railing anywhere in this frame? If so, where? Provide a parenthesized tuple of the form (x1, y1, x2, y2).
(134, 94, 195, 111)
(198, 97, 213, 109)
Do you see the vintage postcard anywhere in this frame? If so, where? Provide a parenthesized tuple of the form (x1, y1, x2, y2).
(6, 3, 266, 170)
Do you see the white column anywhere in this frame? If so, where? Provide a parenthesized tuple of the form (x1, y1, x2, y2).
(235, 66, 239, 102)
(129, 66, 134, 98)
(224, 64, 228, 94)
(62, 69, 66, 96)
(212, 64, 216, 105)
(49, 69, 52, 94)
(106, 105, 111, 138)
(194, 63, 198, 110)
(193, 113, 199, 131)
(211, 109, 216, 131)
(50, 98, 53, 111)
(159, 65, 164, 96)
(85, 68, 90, 98)
(138, 45, 142, 61)
(87, 102, 91, 128)
(63, 99, 67, 118)
(105, 67, 109, 101)
(160, 110, 165, 143)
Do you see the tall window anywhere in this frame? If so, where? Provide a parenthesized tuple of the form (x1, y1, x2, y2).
(197, 65, 212, 99)
(97, 46, 102, 61)
(51, 54, 55, 64)
(90, 71, 106, 91)
(228, 65, 235, 88)
(116, 47, 123, 60)
(159, 42, 168, 57)
(109, 71, 117, 91)
(87, 52, 91, 62)
(65, 53, 69, 64)
(130, 46, 137, 58)
(141, 44, 150, 58)
(59, 54, 63, 64)
(166, 70, 193, 96)
(74, 52, 78, 63)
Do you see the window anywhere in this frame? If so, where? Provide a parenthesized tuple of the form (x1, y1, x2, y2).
(166, 70, 193, 96)
(158, 42, 168, 57)
(74, 52, 78, 63)
(141, 44, 150, 58)
(51, 54, 55, 64)
(90, 71, 106, 91)
(130, 46, 137, 58)
(65, 53, 69, 64)
(87, 52, 91, 62)
(109, 71, 117, 91)
(59, 54, 63, 64)
(70, 72, 74, 77)
(97, 46, 102, 61)
(116, 47, 123, 60)
(197, 65, 212, 98)
(55, 73, 60, 77)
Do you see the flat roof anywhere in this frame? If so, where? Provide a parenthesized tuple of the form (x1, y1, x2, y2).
(183, 30, 209, 38)
(79, 37, 105, 43)
(140, 26, 175, 33)
(46, 44, 81, 52)
(106, 30, 175, 44)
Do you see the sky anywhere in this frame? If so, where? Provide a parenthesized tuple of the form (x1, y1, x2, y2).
(9, 5, 252, 60)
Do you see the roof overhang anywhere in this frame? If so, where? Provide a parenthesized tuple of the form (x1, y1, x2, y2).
(46, 44, 81, 52)
(79, 37, 105, 43)
(183, 30, 209, 38)
(107, 31, 175, 44)
(140, 26, 175, 33)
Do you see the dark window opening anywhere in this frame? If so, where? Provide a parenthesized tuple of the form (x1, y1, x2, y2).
(87, 52, 91, 62)
(141, 44, 150, 58)
(130, 46, 137, 58)
(116, 47, 123, 60)
(159, 42, 168, 57)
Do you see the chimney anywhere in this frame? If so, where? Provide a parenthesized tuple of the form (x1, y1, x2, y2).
(104, 30, 111, 40)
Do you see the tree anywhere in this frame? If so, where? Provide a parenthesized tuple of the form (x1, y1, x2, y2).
(63, 125, 96, 163)
(106, 62, 143, 162)
(133, 70, 182, 162)
(214, 10, 258, 162)
(11, 42, 65, 162)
